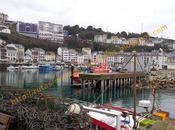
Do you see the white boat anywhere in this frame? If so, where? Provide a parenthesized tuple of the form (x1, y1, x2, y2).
(54, 65, 63, 71)
(7, 65, 18, 71)
(84, 105, 144, 130)
(21, 65, 39, 70)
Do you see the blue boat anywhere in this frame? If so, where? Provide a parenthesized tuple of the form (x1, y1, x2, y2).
(39, 64, 53, 72)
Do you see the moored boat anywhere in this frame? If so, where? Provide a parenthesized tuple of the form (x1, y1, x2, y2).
(72, 70, 81, 84)
(84, 105, 140, 130)
(21, 65, 39, 70)
(53, 65, 64, 71)
(91, 64, 111, 73)
(39, 64, 53, 72)
(7, 65, 18, 71)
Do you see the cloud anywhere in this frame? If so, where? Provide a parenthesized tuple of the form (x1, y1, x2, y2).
(0, 0, 174, 39)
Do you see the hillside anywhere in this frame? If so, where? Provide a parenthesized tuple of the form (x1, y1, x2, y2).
(0, 31, 61, 53)
(0, 30, 117, 52)
(0, 25, 174, 53)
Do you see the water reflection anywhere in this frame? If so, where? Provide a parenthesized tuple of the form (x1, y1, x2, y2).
(0, 70, 175, 118)
(0, 70, 71, 88)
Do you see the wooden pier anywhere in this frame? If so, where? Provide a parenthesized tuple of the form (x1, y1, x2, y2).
(78, 72, 146, 104)
(79, 72, 145, 89)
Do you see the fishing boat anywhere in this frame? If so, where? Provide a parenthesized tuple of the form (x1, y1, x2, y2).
(91, 64, 111, 73)
(81, 104, 145, 130)
(86, 105, 166, 130)
(72, 70, 81, 84)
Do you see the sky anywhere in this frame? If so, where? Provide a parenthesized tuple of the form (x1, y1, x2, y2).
(0, 0, 175, 39)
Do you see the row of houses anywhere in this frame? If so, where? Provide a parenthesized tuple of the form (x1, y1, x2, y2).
(0, 39, 56, 63)
(57, 47, 91, 64)
(105, 51, 166, 71)
(94, 34, 175, 50)
(0, 39, 92, 64)
(1, 38, 175, 71)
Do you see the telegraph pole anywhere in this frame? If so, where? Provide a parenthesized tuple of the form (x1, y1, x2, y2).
(133, 51, 137, 129)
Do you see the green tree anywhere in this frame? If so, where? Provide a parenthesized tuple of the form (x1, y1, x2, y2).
(120, 31, 127, 38)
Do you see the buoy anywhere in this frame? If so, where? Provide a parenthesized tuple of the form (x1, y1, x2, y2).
(65, 103, 81, 115)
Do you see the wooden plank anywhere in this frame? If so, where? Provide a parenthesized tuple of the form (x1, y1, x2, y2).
(0, 113, 10, 125)
(79, 72, 145, 80)
(0, 112, 14, 130)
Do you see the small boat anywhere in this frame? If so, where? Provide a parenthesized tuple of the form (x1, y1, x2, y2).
(7, 65, 18, 71)
(53, 65, 63, 71)
(39, 64, 53, 72)
(72, 70, 81, 84)
(85, 105, 141, 130)
(22, 65, 39, 70)
(64, 64, 69, 68)
(91, 64, 111, 73)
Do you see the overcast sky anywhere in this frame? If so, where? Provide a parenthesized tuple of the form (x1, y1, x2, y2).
(1, 0, 174, 39)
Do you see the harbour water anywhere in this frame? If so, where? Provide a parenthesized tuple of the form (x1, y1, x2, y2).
(0, 70, 175, 118)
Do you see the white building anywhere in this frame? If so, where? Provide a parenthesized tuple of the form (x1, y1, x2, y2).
(117, 51, 167, 72)
(0, 13, 8, 25)
(69, 49, 78, 63)
(0, 39, 7, 63)
(14, 44, 24, 63)
(57, 47, 77, 63)
(38, 21, 64, 43)
(94, 34, 107, 43)
(106, 36, 119, 44)
(140, 39, 154, 47)
(33, 48, 45, 63)
(24, 48, 45, 63)
(106, 39, 112, 44)
(117, 38, 128, 44)
(57, 47, 69, 62)
(77, 54, 85, 64)
(0, 25, 11, 34)
(111, 36, 119, 44)
(24, 49, 33, 63)
(45, 51, 55, 62)
(166, 52, 175, 69)
(107, 56, 116, 65)
(92, 52, 106, 65)
(82, 48, 91, 59)
(6, 44, 17, 63)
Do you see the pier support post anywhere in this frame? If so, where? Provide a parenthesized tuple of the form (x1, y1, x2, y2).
(88, 80, 91, 90)
(81, 79, 84, 89)
(70, 65, 74, 86)
(114, 79, 117, 98)
(101, 80, 104, 104)
(83, 80, 86, 89)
